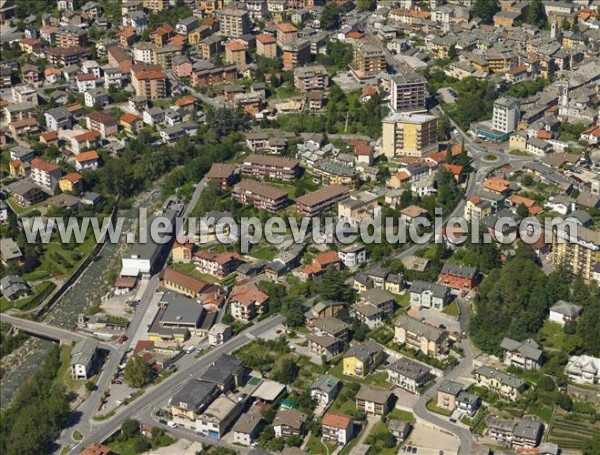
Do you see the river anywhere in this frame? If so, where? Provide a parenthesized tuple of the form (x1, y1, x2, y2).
(0, 193, 158, 408)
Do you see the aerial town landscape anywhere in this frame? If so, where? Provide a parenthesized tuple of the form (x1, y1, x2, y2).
(0, 0, 600, 454)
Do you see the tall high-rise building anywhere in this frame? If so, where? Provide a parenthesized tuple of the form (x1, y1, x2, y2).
(390, 63, 427, 113)
(350, 42, 386, 81)
(218, 8, 252, 38)
(492, 97, 520, 133)
(381, 113, 438, 158)
(553, 222, 600, 283)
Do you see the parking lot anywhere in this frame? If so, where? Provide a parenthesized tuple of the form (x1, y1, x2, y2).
(402, 423, 460, 455)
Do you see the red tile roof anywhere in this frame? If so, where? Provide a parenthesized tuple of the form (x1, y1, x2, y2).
(31, 157, 61, 173)
(322, 412, 353, 429)
(76, 150, 100, 162)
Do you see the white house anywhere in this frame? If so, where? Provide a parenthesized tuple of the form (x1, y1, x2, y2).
(566, 355, 600, 384)
(549, 300, 582, 326)
(409, 280, 451, 310)
(70, 339, 98, 380)
(338, 244, 367, 267)
(208, 323, 232, 346)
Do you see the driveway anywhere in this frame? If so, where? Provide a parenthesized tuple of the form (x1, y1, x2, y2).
(403, 422, 460, 454)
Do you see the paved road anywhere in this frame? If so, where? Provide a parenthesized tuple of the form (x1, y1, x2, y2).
(69, 314, 285, 454)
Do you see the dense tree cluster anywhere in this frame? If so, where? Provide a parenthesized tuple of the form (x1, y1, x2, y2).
(124, 356, 153, 388)
(320, 1, 341, 30)
(0, 346, 70, 455)
(472, 0, 500, 24)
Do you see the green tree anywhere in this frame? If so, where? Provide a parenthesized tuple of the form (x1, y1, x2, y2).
(517, 204, 530, 218)
(357, 0, 376, 11)
(273, 358, 299, 384)
(577, 305, 600, 356)
(121, 419, 140, 439)
(124, 356, 152, 388)
(472, 0, 500, 23)
(526, 0, 547, 27)
(320, 1, 341, 30)
(438, 114, 450, 141)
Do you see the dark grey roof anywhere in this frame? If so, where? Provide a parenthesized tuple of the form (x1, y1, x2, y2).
(313, 316, 348, 334)
(500, 337, 543, 362)
(410, 280, 450, 299)
(232, 412, 264, 434)
(273, 409, 307, 430)
(387, 357, 430, 381)
(172, 379, 217, 410)
(310, 374, 340, 393)
(160, 292, 205, 326)
(441, 263, 478, 279)
(475, 366, 525, 389)
(355, 384, 393, 404)
(200, 354, 245, 385)
(457, 390, 480, 406)
(394, 315, 445, 342)
(438, 380, 463, 397)
(366, 263, 390, 279)
(345, 341, 383, 362)
(550, 300, 582, 317)
(513, 418, 543, 440)
(70, 338, 97, 367)
(360, 288, 394, 307)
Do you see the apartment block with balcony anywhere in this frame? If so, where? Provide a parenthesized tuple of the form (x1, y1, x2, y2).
(131, 63, 167, 100)
(381, 113, 438, 158)
(282, 40, 311, 70)
(31, 157, 62, 190)
(350, 42, 386, 81)
(355, 385, 393, 417)
(56, 26, 88, 48)
(390, 64, 427, 113)
(553, 221, 600, 283)
(241, 154, 300, 182)
(218, 8, 251, 38)
(394, 314, 448, 358)
(294, 64, 329, 92)
(296, 184, 349, 218)
(232, 180, 288, 212)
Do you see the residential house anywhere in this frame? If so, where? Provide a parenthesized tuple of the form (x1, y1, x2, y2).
(273, 409, 307, 438)
(565, 355, 600, 385)
(6, 180, 45, 207)
(0, 275, 31, 301)
(488, 417, 543, 449)
(355, 384, 394, 417)
(70, 339, 98, 380)
(438, 263, 479, 291)
(208, 323, 232, 347)
(84, 88, 109, 108)
(194, 251, 241, 278)
(229, 286, 269, 321)
(386, 357, 431, 394)
(171, 242, 193, 264)
(119, 113, 142, 133)
(338, 244, 367, 268)
(500, 337, 543, 370)
(196, 395, 240, 438)
(342, 341, 385, 378)
(232, 413, 264, 446)
(256, 33, 277, 58)
(304, 300, 348, 327)
(409, 280, 451, 310)
(437, 380, 464, 412)
(206, 163, 237, 189)
(337, 191, 380, 226)
(75, 150, 100, 171)
(31, 157, 62, 189)
(388, 419, 412, 442)
(71, 130, 102, 154)
(200, 355, 246, 392)
(322, 413, 354, 446)
(59, 172, 84, 194)
(474, 366, 526, 401)
(394, 315, 448, 358)
(549, 300, 583, 326)
(352, 288, 395, 329)
(44, 106, 73, 130)
(86, 111, 117, 138)
(310, 374, 341, 405)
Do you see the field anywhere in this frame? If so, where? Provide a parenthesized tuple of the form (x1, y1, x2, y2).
(547, 410, 600, 451)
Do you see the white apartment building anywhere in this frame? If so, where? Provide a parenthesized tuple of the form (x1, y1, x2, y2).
(492, 97, 520, 134)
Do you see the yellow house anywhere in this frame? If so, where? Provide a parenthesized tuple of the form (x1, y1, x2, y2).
(58, 172, 84, 195)
(342, 341, 384, 378)
(463, 195, 492, 223)
(171, 242, 193, 263)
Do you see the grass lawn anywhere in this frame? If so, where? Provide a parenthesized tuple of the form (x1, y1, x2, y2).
(364, 370, 393, 389)
(365, 422, 400, 455)
(58, 344, 83, 392)
(249, 244, 278, 261)
(387, 408, 416, 424)
(394, 292, 410, 308)
(169, 262, 220, 284)
(538, 320, 581, 353)
(23, 234, 97, 282)
(442, 300, 459, 316)
(426, 398, 453, 417)
(305, 435, 335, 455)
